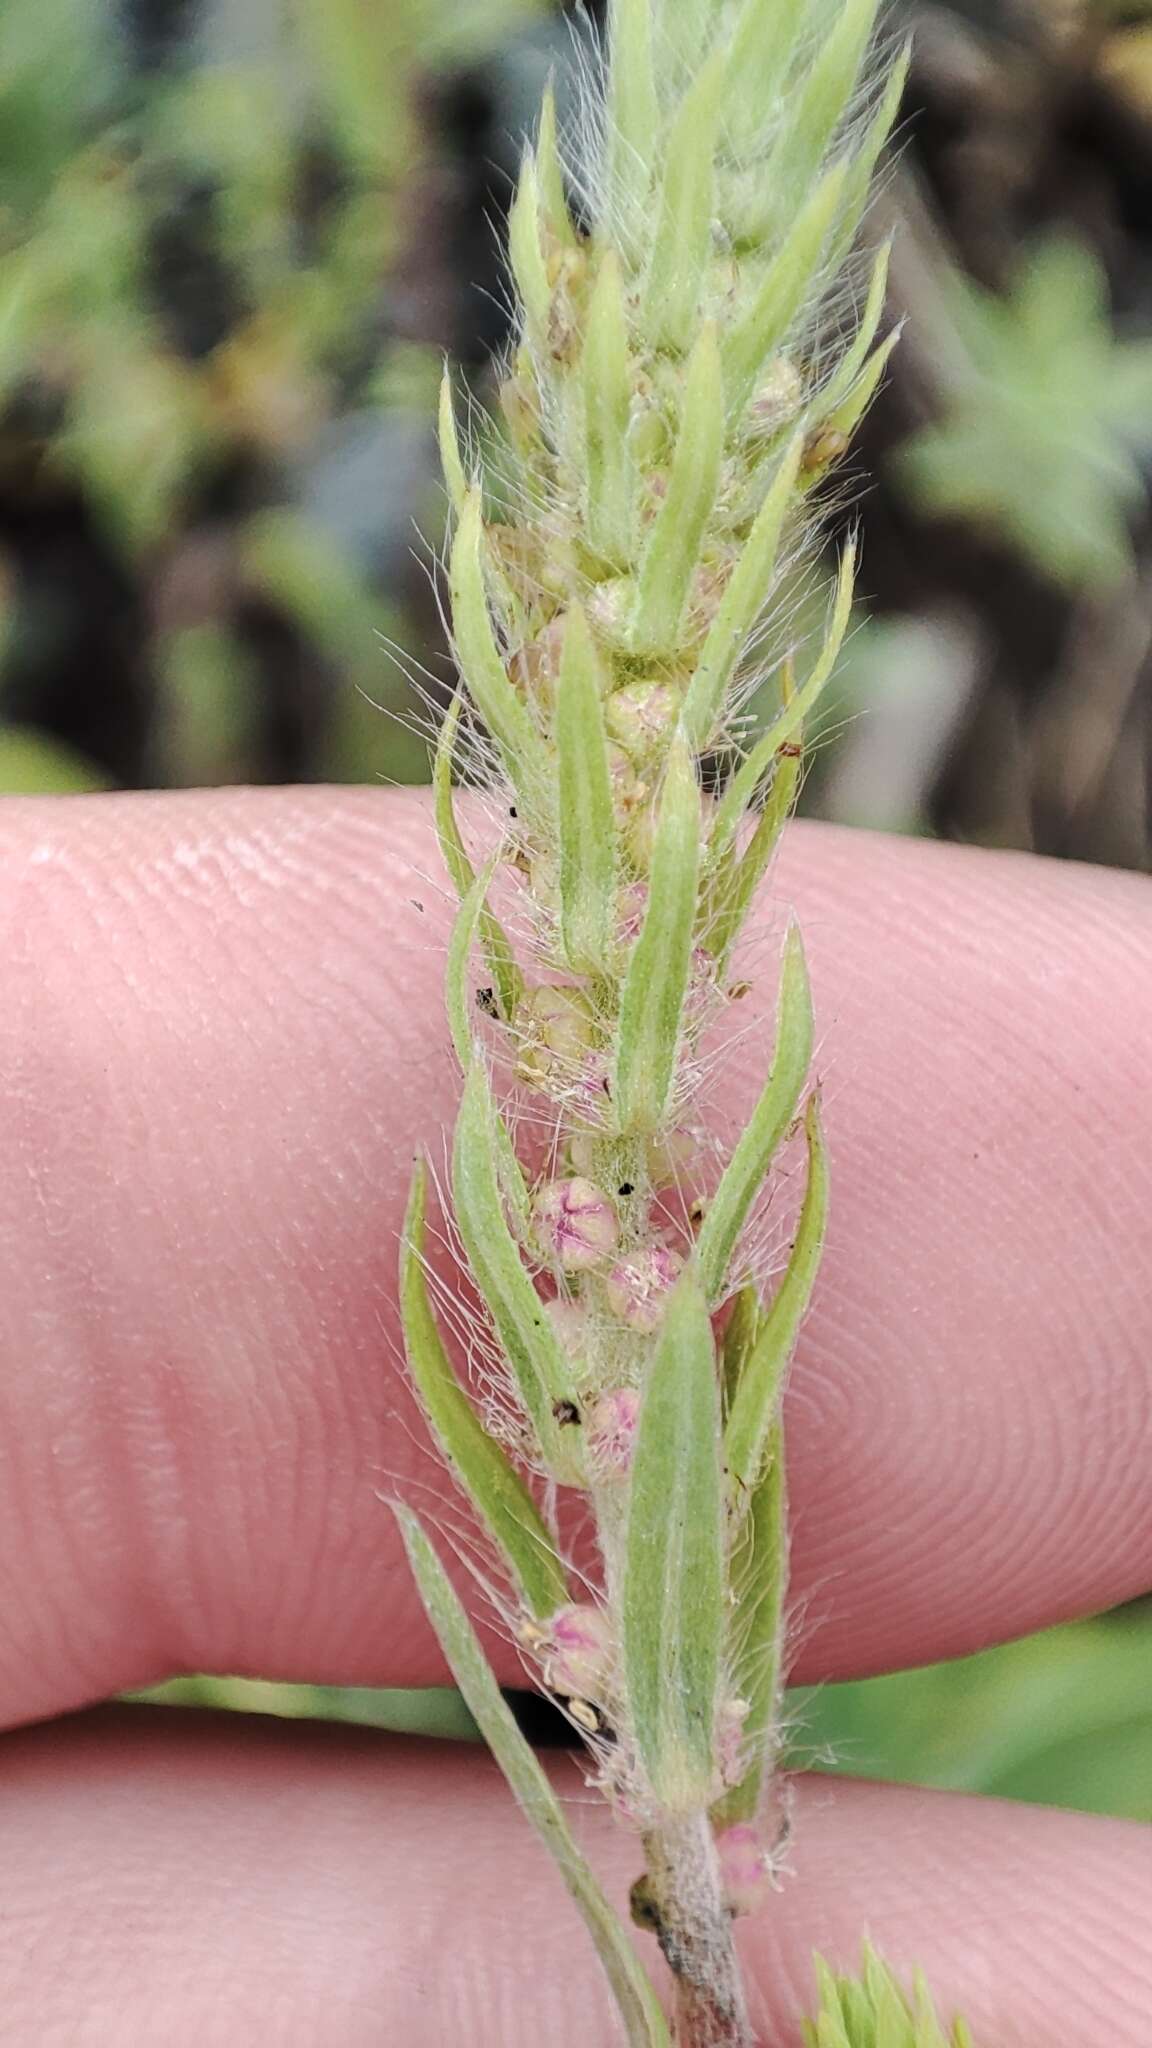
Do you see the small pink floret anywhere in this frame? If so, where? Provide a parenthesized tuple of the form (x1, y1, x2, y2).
(534, 1177, 619, 1272)
(586, 1386, 641, 1473)
(605, 1243, 683, 1332)
(546, 1603, 614, 1697)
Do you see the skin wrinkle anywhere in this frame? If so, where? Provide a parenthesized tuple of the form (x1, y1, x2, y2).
(0, 790, 1147, 1729)
(0, 1712, 1150, 2046)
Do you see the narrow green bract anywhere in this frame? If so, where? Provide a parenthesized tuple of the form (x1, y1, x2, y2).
(393, 1506, 673, 2048)
(725, 1096, 830, 1495)
(681, 434, 803, 750)
(584, 251, 636, 568)
(434, 696, 522, 1028)
(630, 325, 724, 654)
(400, 1165, 567, 1619)
(613, 737, 700, 1133)
(449, 491, 547, 804)
(453, 1064, 581, 1474)
(697, 924, 814, 1303)
(723, 160, 847, 418)
(642, 55, 725, 356)
(622, 1270, 725, 1811)
(557, 604, 618, 975)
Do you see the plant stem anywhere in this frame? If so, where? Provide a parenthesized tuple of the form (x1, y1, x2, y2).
(641, 1813, 753, 2048)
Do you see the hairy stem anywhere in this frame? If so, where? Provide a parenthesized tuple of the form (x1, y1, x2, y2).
(641, 1814, 752, 2048)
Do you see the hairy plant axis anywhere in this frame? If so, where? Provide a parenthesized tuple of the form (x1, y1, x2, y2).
(392, 3, 971, 2044)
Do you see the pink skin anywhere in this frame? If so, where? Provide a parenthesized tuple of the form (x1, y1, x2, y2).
(0, 790, 1150, 2041)
(716, 1822, 774, 1917)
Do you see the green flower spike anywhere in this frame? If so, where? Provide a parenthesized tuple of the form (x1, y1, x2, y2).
(393, 4, 972, 2046)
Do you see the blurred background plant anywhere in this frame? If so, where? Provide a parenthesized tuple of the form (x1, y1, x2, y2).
(5, 0, 1150, 1825)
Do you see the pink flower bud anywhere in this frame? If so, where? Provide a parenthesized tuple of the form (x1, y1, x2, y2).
(605, 1243, 682, 1332)
(534, 1177, 619, 1272)
(715, 1822, 773, 1917)
(586, 1387, 641, 1474)
(545, 1602, 615, 1698)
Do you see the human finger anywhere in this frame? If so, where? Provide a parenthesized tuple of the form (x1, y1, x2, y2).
(0, 789, 1149, 1728)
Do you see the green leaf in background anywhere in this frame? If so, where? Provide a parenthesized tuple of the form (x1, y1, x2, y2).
(900, 234, 1152, 589)
(241, 508, 430, 787)
(400, 1162, 567, 1619)
(696, 923, 814, 1305)
(394, 1505, 673, 2048)
(791, 1606, 1152, 1822)
(129, 1675, 479, 1738)
(155, 625, 261, 787)
(623, 1269, 725, 1812)
(131, 1607, 1152, 1823)
(0, 725, 111, 794)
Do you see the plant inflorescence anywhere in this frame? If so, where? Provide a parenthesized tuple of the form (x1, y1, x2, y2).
(392, 2, 970, 2043)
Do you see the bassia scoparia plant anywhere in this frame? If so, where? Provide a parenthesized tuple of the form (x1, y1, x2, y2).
(391, 1, 972, 2041)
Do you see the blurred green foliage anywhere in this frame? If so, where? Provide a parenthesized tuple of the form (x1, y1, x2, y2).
(790, 1608, 1152, 1822)
(901, 236, 1152, 590)
(0, 0, 544, 791)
